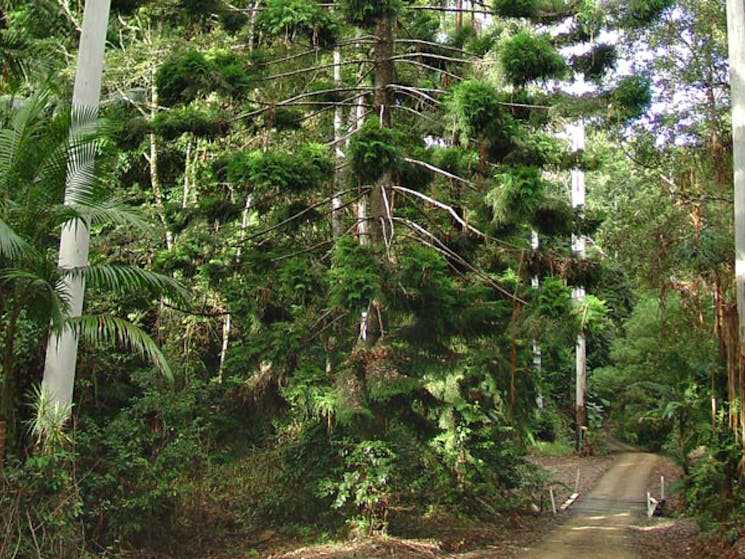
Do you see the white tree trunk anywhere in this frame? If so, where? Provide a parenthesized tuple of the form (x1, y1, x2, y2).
(351, 96, 368, 244)
(42, 0, 111, 415)
(531, 230, 543, 409)
(218, 194, 253, 383)
(727, 0, 745, 445)
(571, 120, 587, 450)
(332, 47, 344, 238)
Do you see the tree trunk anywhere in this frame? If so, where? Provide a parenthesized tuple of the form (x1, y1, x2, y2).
(0, 303, 19, 462)
(531, 230, 543, 410)
(728, 0, 745, 458)
(149, 78, 173, 250)
(332, 46, 344, 239)
(571, 120, 587, 451)
(362, 16, 395, 346)
(42, 0, 111, 416)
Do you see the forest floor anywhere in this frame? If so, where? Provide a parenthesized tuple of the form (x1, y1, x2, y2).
(211, 442, 704, 559)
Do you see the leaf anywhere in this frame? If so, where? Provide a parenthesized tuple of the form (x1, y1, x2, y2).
(64, 315, 173, 382)
(63, 264, 190, 303)
(0, 216, 36, 260)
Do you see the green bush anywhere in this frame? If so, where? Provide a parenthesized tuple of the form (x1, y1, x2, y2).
(318, 439, 396, 534)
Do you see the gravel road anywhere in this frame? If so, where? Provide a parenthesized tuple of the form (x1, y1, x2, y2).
(518, 452, 662, 559)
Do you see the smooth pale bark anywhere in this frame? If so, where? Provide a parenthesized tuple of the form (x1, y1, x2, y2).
(727, 0, 745, 451)
(218, 194, 253, 382)
(352, 97, 368, 244)
(332, 47, 344, 238)
(149, 78, 173, 249)
(531, 230, 543, 410)
(571, 121, 587, 451)
(42, 0, 111, 415)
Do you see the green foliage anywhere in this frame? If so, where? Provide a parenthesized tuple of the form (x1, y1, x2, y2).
(488, 165, 546, 223)
(607, 75, 652, 122)
(257, 0, 338, 46)
(111, 0, 148, 15)
(531, 198, 573, 237)
(592, 295, 712, 450)
(328, 236, 380, 310)
(318, 439, 396, 534)
(340, 0, 401, 28)
(570, 43, 617, 82)
(179, 0, 222, 18)
(0, 446, 84, 558)
(504, 132, 566, 168)
(447, 79, 514, 141)
(347, 120, 404, 184)
(499, 31, 567, 86)
(684, 435, 745, 530)
(492, 0, 539, 19)
(151, 107, 228, 140)
(156, 50, 253, 107)
(622, 0, 675, 27)
(75, 373, 209, 546)
(573, 294, 610, 334)
(212, 52, 255, 96)
(156, 50, 215, 106)
(391, 244, 458, 343)
(532, 276, 571, 319)
(227, 144, 331, 194)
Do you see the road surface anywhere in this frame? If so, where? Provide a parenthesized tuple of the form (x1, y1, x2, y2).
(519, 452, 661, 559)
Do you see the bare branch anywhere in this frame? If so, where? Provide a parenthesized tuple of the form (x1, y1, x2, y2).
(261, 59, 374, 81)
(402, 157, 477, 190)
(395, 217, 527, 303)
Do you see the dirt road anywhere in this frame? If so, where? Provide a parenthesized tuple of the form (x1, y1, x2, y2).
(518, 452, 662, 559)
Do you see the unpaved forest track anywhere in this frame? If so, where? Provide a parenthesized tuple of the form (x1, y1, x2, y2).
(517, 452, 662, 559)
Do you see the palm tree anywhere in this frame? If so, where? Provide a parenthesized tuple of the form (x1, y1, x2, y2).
(0, 91, 184, 458)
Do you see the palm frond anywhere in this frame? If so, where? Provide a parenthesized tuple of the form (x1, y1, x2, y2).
(64, 264, 189, 303)
(0, 268, 69, 326)
(65, 315, 173, 382)
(56, 198, 156, 235)
(0, 216, 36, 260)
(0, 91, 51, 180)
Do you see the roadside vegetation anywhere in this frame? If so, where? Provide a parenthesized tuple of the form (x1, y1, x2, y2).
(0, 0, 744, 557)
